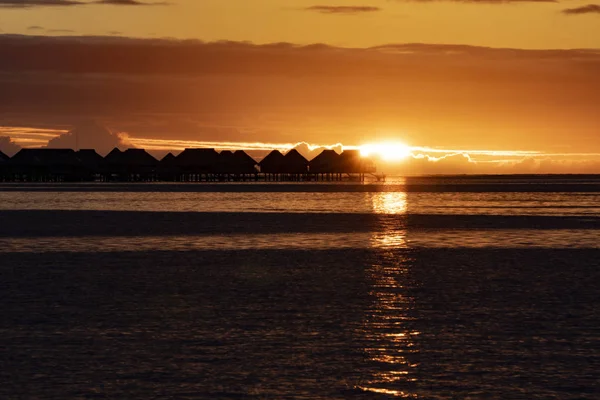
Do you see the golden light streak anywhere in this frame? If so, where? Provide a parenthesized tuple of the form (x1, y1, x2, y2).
(3, 127, 600, 161)
(360, 142, 412, 161)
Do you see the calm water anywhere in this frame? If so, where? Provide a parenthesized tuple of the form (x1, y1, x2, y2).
(1, 177, 599, 398)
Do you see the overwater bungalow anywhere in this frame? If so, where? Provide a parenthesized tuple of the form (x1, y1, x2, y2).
(102, 148, 158, 181)
(232, 150, 258, 175)
(282, 149, 309, 174)
(217, 150, 236, 174)
(259, 150, 285, 179)
(0, 146, 377, 182)
(309, 149, 341, 174)
(0, 150, 8, 181)
(76, 149, 103, 181)
(8, 148, 82, 182)
(158, 152, 179, 181)
(339, 150, 376, 174)
(77, 149, 103, 168)
(175, 148, 220, 181)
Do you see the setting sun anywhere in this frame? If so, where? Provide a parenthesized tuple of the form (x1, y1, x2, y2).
(360, 143, 412, 162)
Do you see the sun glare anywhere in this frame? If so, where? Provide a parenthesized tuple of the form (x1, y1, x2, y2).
(360, 142, 412, 162)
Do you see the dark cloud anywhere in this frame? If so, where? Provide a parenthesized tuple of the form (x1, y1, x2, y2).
(95, 0, 169, 5)
(0, 0, 167, 7)
(46, 120, 132, 155)
(397, 0, 555, 2)
(305, 6, 381, 14)
(0, 35, 598, 153)
(0, 136, 22, 157)
(562, 4, 600, 14)
(0, 0, 83, 6)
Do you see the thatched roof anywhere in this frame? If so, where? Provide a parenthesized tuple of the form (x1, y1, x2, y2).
(217, 150, 257, 174)
(0, 150, 8, 163)
(121, 149, 158, 166)
(259, 150, 285, 173)
(160, 152, 177, 165)
(309, 149, 341, 173)
(10, 148, 80, 166)
(103, 148, 125, 165)
(233, 150, 257, 167)
(175, 148, 220, 172)
(219, 150, 235, 162)
(76, 149, 103, 168)
(232, 150, 257, 173)
(282, 149, 309, 173)
(339, 150, 375, 173)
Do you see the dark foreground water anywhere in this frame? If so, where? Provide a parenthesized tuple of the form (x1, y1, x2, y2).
(1, 178, 599, 399)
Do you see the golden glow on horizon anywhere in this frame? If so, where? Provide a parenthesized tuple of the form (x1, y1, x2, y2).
(360, 142, 412, 162)
(5, 127, 600, 168)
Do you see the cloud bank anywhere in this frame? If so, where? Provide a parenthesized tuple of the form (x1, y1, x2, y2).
(0, 0, 167, 7)
(46, 121, 132, 155)
(305, 6, 381, 14)
(0, 34, 598, 171)
(562, 4, 600, 15)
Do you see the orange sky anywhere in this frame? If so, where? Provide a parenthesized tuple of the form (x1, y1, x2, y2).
(1, 1, 599, 49)
(0, 1, 599, 173)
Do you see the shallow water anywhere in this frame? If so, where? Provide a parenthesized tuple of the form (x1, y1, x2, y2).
(1, 178, 599, 398)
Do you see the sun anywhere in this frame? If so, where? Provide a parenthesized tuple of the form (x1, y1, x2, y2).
(359, 142, 412, 161)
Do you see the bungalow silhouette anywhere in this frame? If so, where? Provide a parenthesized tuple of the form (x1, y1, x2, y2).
(0, 145, 378, 182)
(217, 150, 258, 178)
(218, 150, 235, 174)
(309, 149, 341, 174)
(259, 150, 285, 174)
(232, 150, 258, 175)
(8, 148, 82, 182)
(76, 149, 103, 181)
(158, 152, 179, 181)
(0, 150, 8, 181)
(259, 149, 309, 180)
(282, 149, 309, 174)
(102, 148, 158, 181)
(175, 148, 220, 181)
(339, 149, 376, 174)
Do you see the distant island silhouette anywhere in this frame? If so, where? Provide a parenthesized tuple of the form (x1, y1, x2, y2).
(0, 147, 377, 182)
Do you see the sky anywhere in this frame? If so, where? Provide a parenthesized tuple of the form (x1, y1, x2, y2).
(0, 0, 599, 174)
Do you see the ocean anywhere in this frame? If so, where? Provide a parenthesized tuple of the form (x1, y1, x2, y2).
(1, 177, 599, 399)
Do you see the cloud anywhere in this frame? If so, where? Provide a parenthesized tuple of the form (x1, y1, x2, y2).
(27, 26, 76, 33)
(94, 0, 169, 5)
(292, 142, 343, 159)
(47, 29, 76, 33)
(0, 0, 167, 7)
(395, 0, 555, 3)
(304, 6, 381, 14)
(379, 152, 600, 174)
(562, 4, 600, 14)
(46, 120, 132, 155)
(0, 0, 83, 6)
(0, 136, 22, 157)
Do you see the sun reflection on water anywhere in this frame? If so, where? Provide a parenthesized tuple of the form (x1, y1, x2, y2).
(371, 191, 409, 249)
(359, 259, 419, 397)
(372, 192, 408, 215)
(358, 191, 419, 397)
